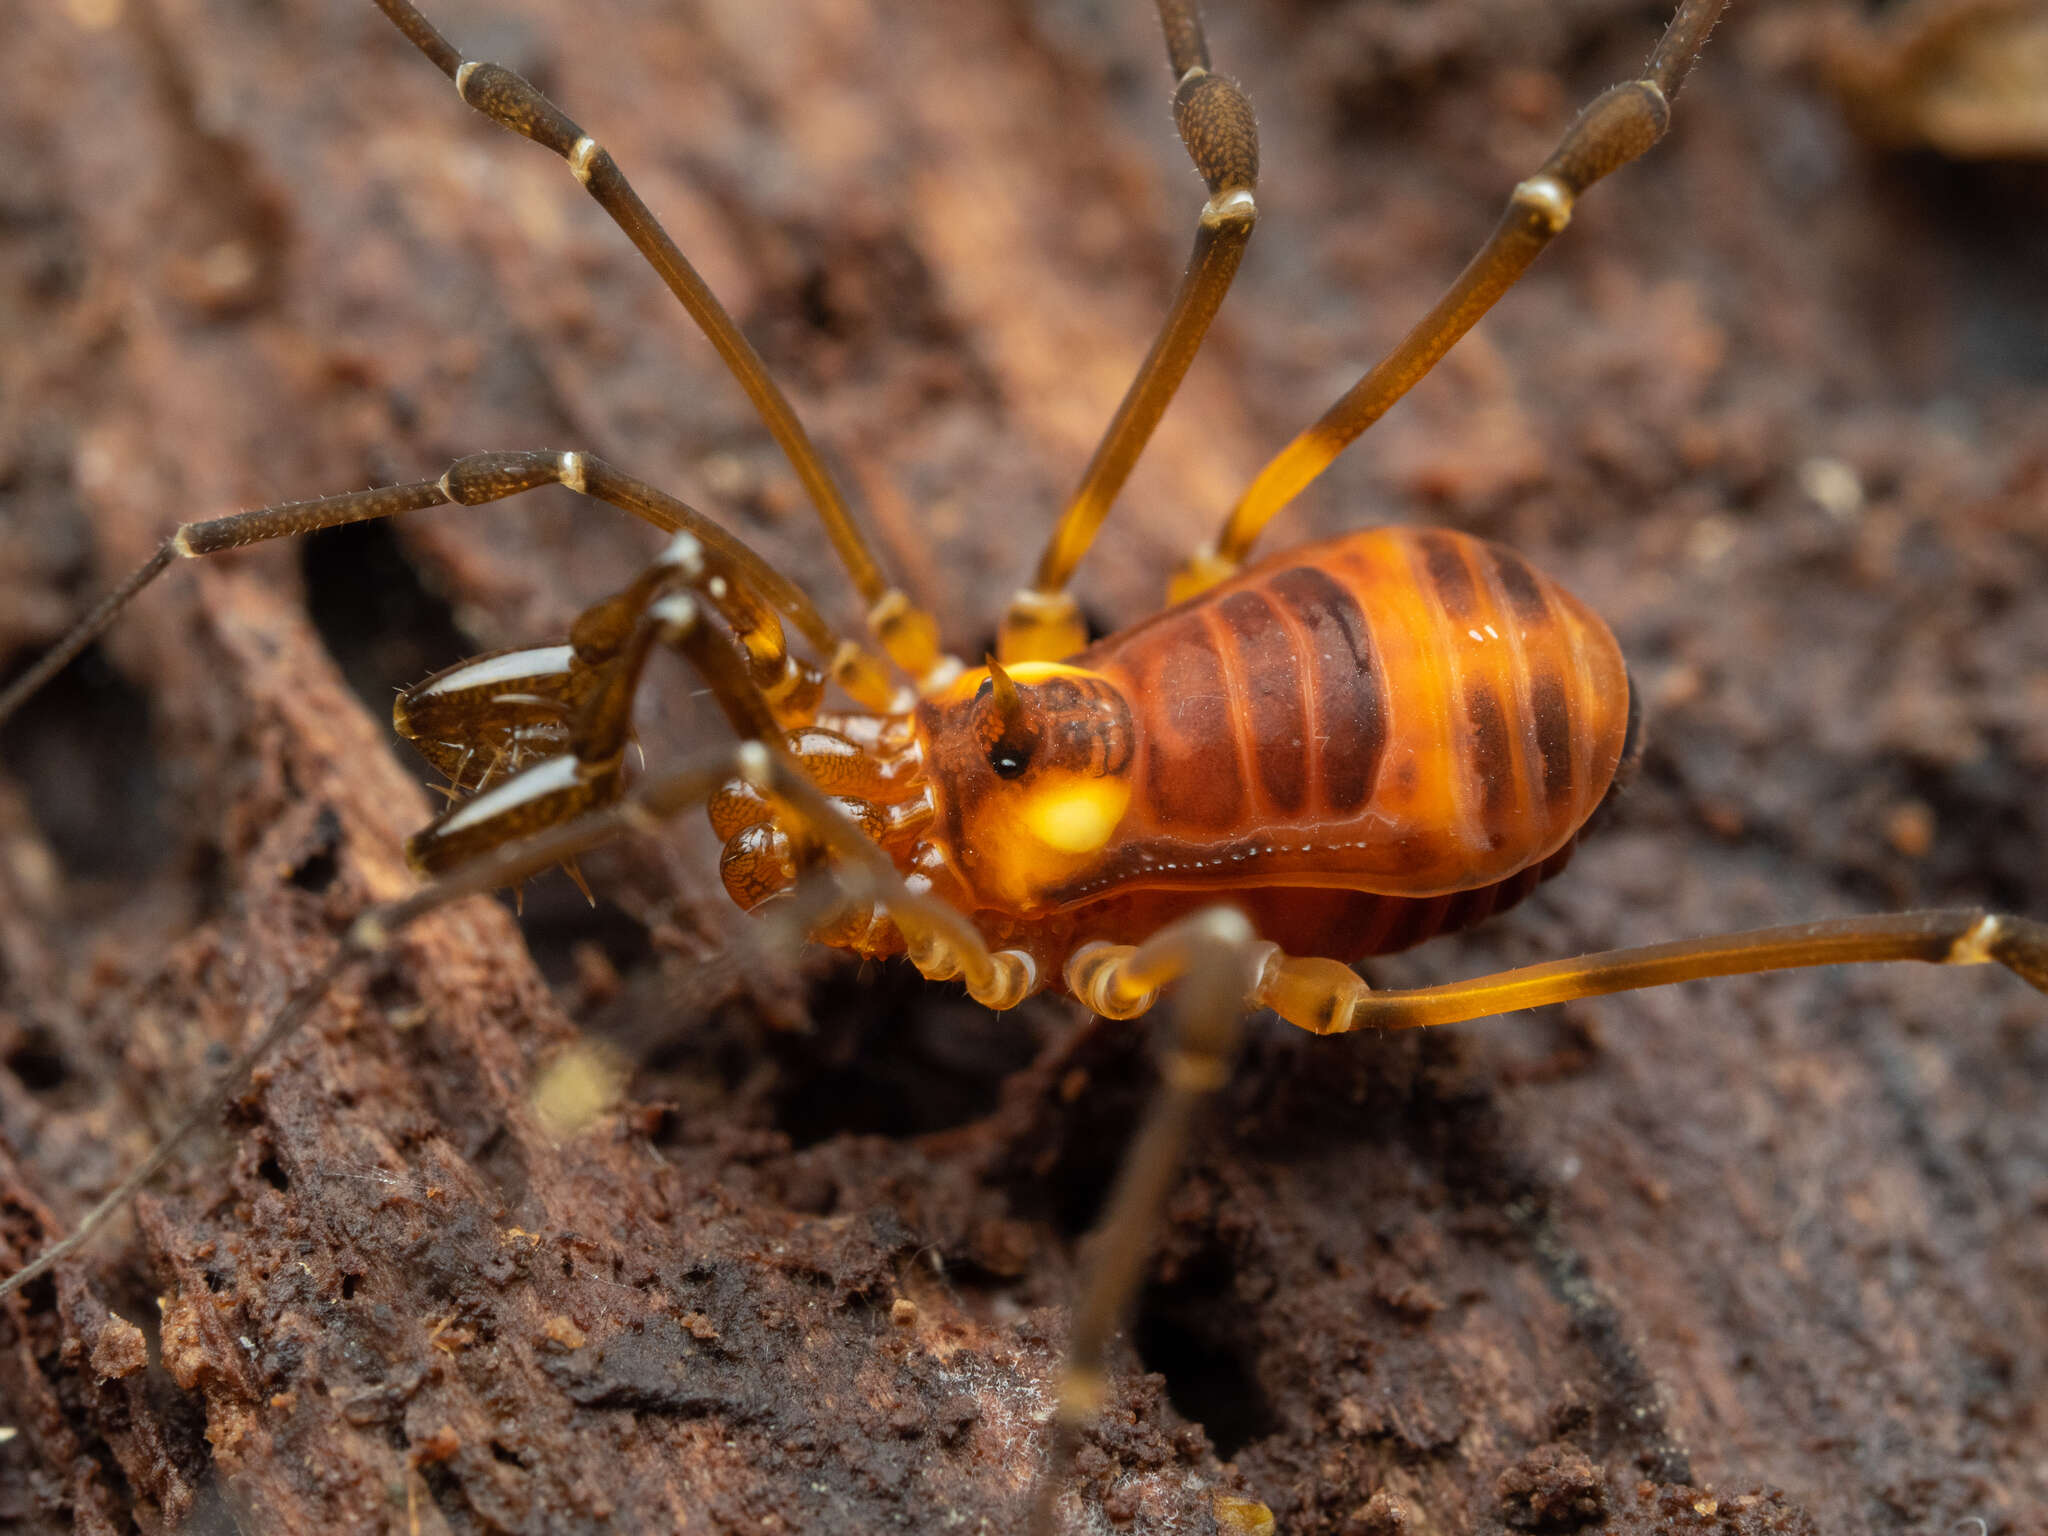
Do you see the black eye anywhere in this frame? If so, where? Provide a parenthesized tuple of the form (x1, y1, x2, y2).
(990, 746, 1031, 780)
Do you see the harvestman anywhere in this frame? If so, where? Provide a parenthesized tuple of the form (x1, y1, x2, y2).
(0, 0, 2043, 1528)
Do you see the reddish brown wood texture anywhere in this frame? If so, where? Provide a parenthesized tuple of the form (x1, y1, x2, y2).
(2, 0, 2046, 1532)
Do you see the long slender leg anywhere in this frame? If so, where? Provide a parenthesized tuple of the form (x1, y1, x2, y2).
(0, 475, 437, 728)
(1033, 903, 2045, 1526)
(368, 0, 955, 688)
(999, 0, 1260, 663)
(1029, 908, 1272, 1536)
(1064, 907, 2047, 1038)
(0, 448, 901, 730)
(1246, 909, 2048, 1034)
(1173, 0, 1730, 600)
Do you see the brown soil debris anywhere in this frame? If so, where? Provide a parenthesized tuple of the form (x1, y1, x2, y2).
(1498, 1443, 1608, 1530)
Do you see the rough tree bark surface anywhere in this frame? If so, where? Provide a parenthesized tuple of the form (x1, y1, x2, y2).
(2, 0, 2044, 1532)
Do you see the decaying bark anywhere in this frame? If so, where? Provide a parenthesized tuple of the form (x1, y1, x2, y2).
(2, 0, 2045, 1531)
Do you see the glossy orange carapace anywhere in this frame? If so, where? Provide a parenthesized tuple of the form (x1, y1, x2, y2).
(708, 525, 1631, 981)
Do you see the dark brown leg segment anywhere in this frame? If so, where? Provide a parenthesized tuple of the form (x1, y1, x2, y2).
(0, 448, 900, 732)
(368, 0, 955, 687)
(999, 0, 1261, 663)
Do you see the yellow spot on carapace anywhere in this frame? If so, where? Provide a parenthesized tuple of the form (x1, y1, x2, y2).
(1022, 778, 1130, 853)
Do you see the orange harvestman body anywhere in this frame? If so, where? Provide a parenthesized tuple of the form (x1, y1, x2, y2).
(680, 523, 1631, 987)
(1, 0, 2044, 1526)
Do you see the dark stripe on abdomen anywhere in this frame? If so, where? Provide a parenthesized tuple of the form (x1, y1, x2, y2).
(1418, 530, 1480, 619)
(1529, 672, 1574, 809)
(1217, 590, 1308, 815)
(1140, 612, 1244, 832)
(1464, 680, 1514, 840)
(1486, 545, 1553, 629)
(1267, 565, 1386, 814)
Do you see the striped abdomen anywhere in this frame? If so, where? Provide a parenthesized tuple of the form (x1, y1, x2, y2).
(1060, 527, 1630, 905)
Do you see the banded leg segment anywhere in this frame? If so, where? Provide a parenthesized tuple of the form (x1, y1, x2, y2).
(368, 0, 955, 689)
(1036, 901, 2046, 1525)
(999, 0, 1261, 664)
(441, 450, 899, 715)
(444, 451, 898, 715)
(1174, 0, 1731, 600)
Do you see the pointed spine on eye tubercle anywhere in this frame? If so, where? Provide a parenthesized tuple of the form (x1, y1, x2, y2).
(985, 655, 1026, 728)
